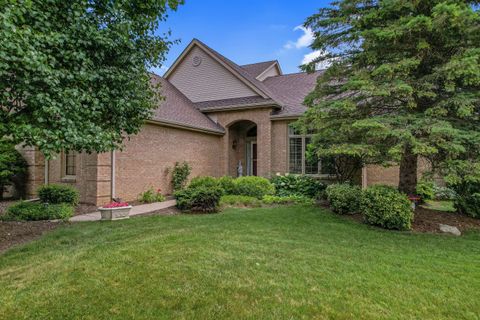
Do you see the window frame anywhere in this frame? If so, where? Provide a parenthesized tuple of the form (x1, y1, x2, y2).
(62, 151, 77, 180)
(287, 125, 335, 177)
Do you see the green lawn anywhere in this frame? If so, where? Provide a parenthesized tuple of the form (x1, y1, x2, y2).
(1, 206, 479, 320)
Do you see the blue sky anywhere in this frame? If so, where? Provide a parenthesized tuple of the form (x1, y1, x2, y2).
(152, 1, 330, 76)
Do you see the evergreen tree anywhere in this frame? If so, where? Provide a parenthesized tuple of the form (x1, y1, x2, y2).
(301, 0, 480, 194)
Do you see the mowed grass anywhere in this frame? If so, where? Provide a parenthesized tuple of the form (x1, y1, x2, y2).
(0, 206, 479, 320)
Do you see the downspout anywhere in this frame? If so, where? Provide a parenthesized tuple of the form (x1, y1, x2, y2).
(111, 150, 116, 200)
(44, 158, 49, 185)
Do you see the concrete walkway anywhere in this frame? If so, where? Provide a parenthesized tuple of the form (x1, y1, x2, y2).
(70, 200, 176, 222)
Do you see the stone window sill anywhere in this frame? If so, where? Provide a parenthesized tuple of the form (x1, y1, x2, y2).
(61, 176, 77, 183)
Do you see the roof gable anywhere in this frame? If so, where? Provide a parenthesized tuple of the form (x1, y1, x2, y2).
(164, 39, 272, 102)
(241, 61, 283, 81)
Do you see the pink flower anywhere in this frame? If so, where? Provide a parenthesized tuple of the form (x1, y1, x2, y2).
(103, 202, 130, 208)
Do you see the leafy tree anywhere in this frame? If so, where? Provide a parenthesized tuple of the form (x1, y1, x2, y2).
(0, 0, 182, 158)
(0, 139, 27, 200)
(300, 0, 480, 194)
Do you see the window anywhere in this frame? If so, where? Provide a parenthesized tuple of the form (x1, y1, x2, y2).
(288, 125, 335, 176)
(64, 151, 76, 177)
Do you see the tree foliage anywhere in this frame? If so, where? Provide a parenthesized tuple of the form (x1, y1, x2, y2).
(0, 0, 182, 157)
(300, 0, 480, 193)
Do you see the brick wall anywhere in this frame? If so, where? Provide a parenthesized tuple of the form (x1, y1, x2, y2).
(114, 123, 222, 202)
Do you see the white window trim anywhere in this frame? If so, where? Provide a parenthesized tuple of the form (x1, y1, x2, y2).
(287, 127, 335, 178)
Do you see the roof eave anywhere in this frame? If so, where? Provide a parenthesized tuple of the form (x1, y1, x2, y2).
(146, 119, 225, 135)
(200, 103, 281, 113)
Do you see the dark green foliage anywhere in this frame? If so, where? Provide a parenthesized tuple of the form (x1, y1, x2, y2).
(175, 186, 223, 213)
(0, 0, 182, 157)
(300, 1, 480, 194)
(217, 176, 236, 195)
(361, 185, 413, 230)
(451, 182, 480, 218)
(189, 176, 220, 190)
(232, 176, 275, 199)
(416, 179, 435, 201)
(2, 201, 73, 221)
(325, 183, 362, 214)
(271, 174, 326, 198)
(171, 162, 191, 191)
(37, 184, 79, 206)
(0, 139, 27, 200)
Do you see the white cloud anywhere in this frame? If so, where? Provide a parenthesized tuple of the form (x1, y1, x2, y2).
(284, 25, 314, 50)
(302, 50, 335, 70)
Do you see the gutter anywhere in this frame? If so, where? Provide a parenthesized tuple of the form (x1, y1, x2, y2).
(200, 103, 280, 113)
(44, 158, 49, 185)
(111, 150, 116, 200)
(146, 119, 224, 135)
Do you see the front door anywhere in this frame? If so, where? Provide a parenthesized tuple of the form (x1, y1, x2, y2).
(246, 141, 257, 176)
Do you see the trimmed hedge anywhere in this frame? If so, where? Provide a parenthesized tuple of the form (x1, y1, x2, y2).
(38, 184, 79, 206)
(262, 195, 315, 205)
(232, 176, 275, 199)
(271, 174, 326, 198)
(218, 176, 236, 195)
(361, 185, 413, 230)
(2, 201, 74, 221)
(189, 176, 219, 190)
(325, 183, 362, 214)
(175, 186, 223, 213)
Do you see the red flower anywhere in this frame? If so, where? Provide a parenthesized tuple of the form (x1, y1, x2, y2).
(103, 202, 130, 208)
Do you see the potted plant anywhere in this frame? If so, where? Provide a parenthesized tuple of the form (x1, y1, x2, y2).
(99, 201, 132, 220)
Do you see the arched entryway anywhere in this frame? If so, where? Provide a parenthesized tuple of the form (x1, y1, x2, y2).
(228, 120, 257, 177)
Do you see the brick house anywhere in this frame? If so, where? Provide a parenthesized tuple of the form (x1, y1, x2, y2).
(20, 39, 415, 205)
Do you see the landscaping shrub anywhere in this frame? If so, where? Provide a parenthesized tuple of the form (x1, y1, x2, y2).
(218, 176, 236, 195)
(175, 186, 223, 213)
(271, 174, 326, 198)
(361, 185, 413, 230)
(37, 184, 79, 206)
(232, 176, 275, 199)
(325, 183, 362, 214)
(189, 176, 219, 190)
(171, 161, 191, 191)
(450, 182, 480, 218)
(416, 179, 435, 201)
(262, 195, 315, 205)
(433, 185, 457, 201)
(138, 187, 165, 203)
(0, 139, 27, 200)
(220, 195, 262, 207)
(2, 201, 74, 221)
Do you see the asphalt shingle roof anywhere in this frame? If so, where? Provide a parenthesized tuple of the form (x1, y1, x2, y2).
(195, 96, 278, 112)
(150, 74, 224, 134)
(263, 71, 323, 118)
(240, 61, 277, 79)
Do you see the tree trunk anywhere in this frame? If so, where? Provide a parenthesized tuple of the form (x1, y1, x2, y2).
(398, 147, 418, 195)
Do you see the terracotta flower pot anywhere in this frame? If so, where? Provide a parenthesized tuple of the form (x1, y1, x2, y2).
(98, 206, 132, 221)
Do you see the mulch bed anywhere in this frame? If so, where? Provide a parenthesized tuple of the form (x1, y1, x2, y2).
(344, 207, 480, 233)
(0, 220, 64, 254)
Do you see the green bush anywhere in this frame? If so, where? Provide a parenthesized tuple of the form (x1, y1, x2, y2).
(218, 176, 236, 195)
(262, 195, 315, 205)
(37, 184, 79, 206)
(325, 183, 362, 214)
(171, 161, 191, 191)
(232, 176, 275, 199)
(138, 187, 165, 203)
(2, 201, 74, 221)
(189, 176, 219, 189)
(0, 139, 27, 200)
(271, 174, 326, 198)
(433, 185, 457, 201)
(220, 195, 262, 207)
(416, 179, 435, 201)
(361, 185, 413, 230)
(450, 182, 480, 218)
(175, 186, 223, 213)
